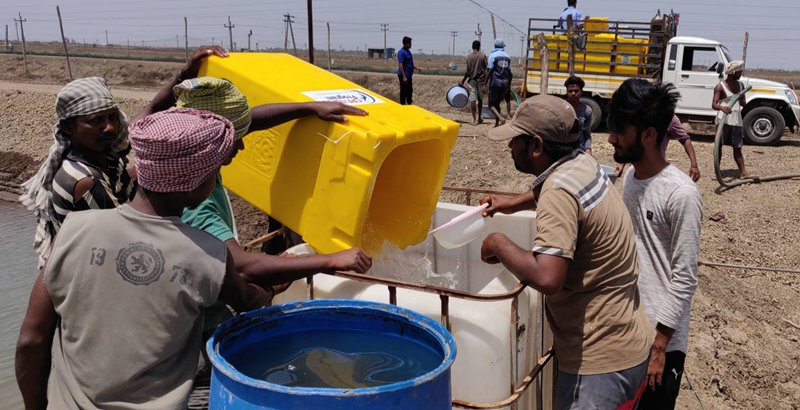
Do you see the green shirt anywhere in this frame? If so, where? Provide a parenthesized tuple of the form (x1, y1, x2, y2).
(182, 173, 236, 243)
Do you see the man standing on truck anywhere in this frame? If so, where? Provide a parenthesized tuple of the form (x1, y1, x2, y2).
(557, 0, 584, 30)
(461, 40, 488, 126)
(565, 75, 593, 155)
(485, 38, 513, 127)
(712, 60, 753, 179)
(479, 95, 654, 409)
(397, 36, 421, 105)
(608, 78, 702, 409)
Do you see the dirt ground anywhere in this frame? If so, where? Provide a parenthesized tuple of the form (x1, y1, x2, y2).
(1, 53, 800, 409)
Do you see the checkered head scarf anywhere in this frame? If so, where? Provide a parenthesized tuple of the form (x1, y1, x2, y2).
(173, 77, 251, 140)
(129, 108, 235, 192)
(20, 77, 129, 268)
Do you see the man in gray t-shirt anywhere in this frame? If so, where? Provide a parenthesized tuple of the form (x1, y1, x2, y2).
(608, 78, 703, 409)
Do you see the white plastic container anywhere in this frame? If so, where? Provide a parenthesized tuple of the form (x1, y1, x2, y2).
(274, 202, 553, 409)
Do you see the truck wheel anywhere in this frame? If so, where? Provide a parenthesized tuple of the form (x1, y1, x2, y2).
(580, 97, 603, 131)
(743, 106, 785, 145)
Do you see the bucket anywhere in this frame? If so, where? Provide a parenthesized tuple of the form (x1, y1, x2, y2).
(200, 53, 459, 253)
(207, 300, 456, 409)
(446, 84, 469, 108)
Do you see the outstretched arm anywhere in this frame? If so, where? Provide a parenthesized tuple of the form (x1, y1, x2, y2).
(226, 239, 372, 286)
(134, 45, 230, 121)
(249, 102, 367, 131)
(16, 272, 58, 410)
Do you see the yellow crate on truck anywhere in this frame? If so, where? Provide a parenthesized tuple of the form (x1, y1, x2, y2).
(199, 53, 459, 254)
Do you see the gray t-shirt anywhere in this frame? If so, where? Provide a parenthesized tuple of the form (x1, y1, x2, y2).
(622, 165, 703, 353)
(44, 204, 226, 409)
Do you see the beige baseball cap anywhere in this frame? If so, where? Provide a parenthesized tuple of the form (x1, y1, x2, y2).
(487, 94, 581, 143)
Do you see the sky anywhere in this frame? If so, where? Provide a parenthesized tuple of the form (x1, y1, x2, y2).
(2, 0, 799, 70)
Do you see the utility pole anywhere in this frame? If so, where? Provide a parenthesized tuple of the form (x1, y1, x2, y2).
(380, 23, 389, 67)
(56, 6, 73, 80)
(224, 16, 235, 50)
(14, 13, 27, 74)
(247, 30, 252, 51)
(475, 23, 482, 43)
(176, 34, 179, 48)
(283, 13, 297, 55)
(520, 34, 526, 64)
(14, 20, 19, 42)
(490, 14, 497, 40)
(742, 32, 749, 67)
(327, 22, 331, 70)
(307, 0, 314, 64)
(450, 31, 457, 60)
(105, 30, 109, 45)
(4, 25, 8, 50)
(256, 42, 259, 51)
(184, 17, 189, 61)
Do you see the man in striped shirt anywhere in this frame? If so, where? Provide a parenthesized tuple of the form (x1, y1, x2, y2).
(479, 95, 654, 409)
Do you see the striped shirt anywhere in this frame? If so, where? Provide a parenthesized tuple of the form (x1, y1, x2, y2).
(533, 153, 654, 375)
(51, 152, 134, 226)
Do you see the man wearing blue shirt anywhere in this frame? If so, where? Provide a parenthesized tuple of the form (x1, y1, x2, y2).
(397, 36, 420, 105)
(558, 0, 584, 30)
(485, 38, 513, 127)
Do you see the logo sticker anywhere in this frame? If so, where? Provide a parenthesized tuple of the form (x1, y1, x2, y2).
(646, 210, 654, 220)
(115, 242, 165, 286)
(301, 89, 385, 106)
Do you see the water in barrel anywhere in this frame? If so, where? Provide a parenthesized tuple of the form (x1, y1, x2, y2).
(227, 328, 442, 389)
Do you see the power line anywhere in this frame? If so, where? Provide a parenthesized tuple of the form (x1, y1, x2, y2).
(460, 0, 525, 36)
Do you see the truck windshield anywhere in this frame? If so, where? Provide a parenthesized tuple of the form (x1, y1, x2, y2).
(720, 45, 732, 64)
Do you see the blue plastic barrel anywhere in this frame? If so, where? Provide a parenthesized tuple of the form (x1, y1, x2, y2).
(206, 300, 456, 409)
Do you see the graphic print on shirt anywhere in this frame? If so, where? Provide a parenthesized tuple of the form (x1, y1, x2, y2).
(115, 242, 165, 285)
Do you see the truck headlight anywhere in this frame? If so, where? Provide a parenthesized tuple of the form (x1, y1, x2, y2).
(786, 89, 799, 105)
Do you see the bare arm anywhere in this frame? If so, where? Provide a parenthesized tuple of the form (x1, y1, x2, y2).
(480, 232, 569, 295)
(678, 139, 700, 181)
(16, 272, 58, 410)
(249, 102, 367, 131)
(226, 239, 371, 286)
(134, 46, 230, 121)
(218, 252, 272, 313)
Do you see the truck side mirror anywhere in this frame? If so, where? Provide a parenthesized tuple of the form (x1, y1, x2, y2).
(716, 63, 724, 77)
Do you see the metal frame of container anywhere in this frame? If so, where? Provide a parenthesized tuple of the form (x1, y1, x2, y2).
(293, 186, 554, 410)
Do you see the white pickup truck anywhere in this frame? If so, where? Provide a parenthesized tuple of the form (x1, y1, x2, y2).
(524, 12, 800, 145)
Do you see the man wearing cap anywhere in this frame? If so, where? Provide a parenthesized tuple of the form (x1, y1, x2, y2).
(712, 59, 753, 179)
(485, 38, 513, 127)
(16, 109, 272, 409)
(609, 79, 702, 409)
(479, 95, 654, 409)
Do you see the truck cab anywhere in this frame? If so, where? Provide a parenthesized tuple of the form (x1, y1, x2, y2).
(664, 37, 800, 144)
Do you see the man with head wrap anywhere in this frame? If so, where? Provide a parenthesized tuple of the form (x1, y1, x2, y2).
(19, 46, 230, 270)
(16, 109, 273, 410)
(19, 77, 133, 270)
(712, 60, 754, 179)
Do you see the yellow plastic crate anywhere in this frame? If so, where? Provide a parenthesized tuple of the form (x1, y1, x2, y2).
(584, 17, 609, 32)
(199, 53, 459, 254)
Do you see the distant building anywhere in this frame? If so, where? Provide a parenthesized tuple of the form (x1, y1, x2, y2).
(367, 47, 396, 60)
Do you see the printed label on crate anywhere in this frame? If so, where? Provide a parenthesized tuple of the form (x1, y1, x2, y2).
(301, 89, 385, 106)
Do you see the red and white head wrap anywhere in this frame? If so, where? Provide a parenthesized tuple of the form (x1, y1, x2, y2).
(129, 108, 234, 193)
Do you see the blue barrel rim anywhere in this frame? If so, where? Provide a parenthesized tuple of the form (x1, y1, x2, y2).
(206, 299, 457, 397)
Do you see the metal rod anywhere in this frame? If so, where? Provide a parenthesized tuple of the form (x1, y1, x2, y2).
(440, 295, 451, 331)
(388, 286, 397, 305)
(453, 348, 554, 409)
